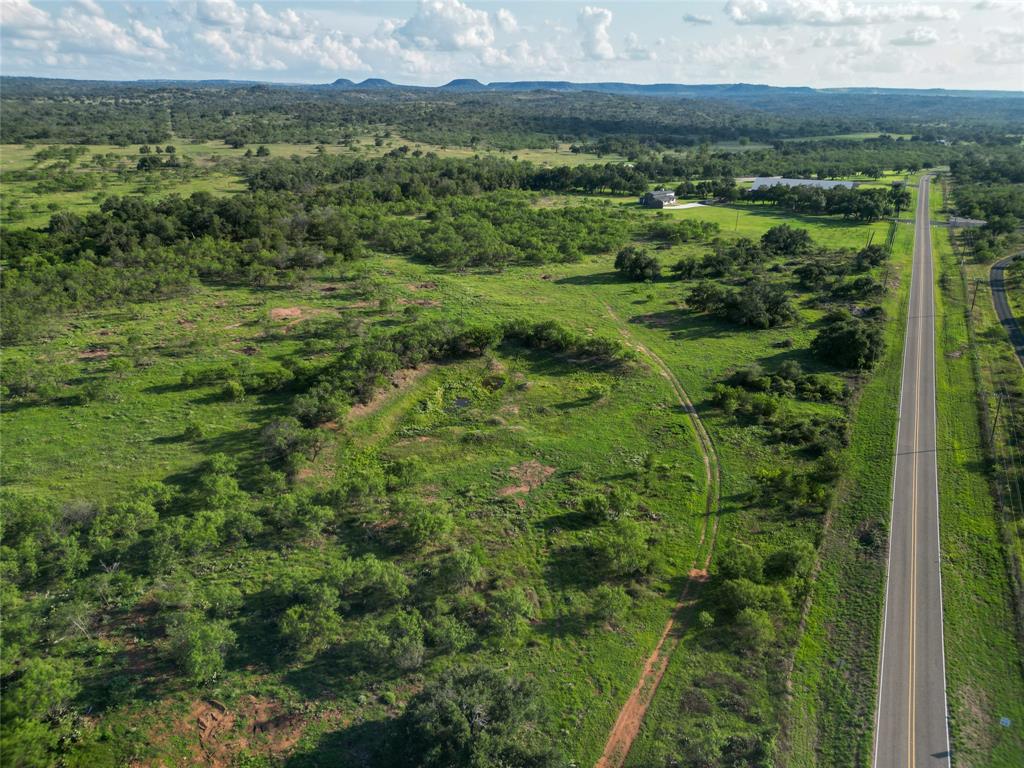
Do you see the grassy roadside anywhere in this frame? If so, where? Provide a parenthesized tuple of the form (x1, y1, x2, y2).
(933, 222, 1024, 766)
(782, 221, 915, 767)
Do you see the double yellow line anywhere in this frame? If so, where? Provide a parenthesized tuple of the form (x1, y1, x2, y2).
(906, 178, 929, 767)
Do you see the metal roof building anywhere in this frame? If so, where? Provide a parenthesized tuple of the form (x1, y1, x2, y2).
(639, 189, 676, 208)
(750, 177, 858, 191)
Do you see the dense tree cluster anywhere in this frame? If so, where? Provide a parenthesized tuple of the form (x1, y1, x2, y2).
(1, 153, 645, 341)
(743, 183, 908, 222)
(811, 309, 886, 370)
(687, 279, 799, 329)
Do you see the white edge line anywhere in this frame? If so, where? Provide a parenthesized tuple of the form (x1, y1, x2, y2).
(926, 178, 954, 765)
(872, 177, 919, 768)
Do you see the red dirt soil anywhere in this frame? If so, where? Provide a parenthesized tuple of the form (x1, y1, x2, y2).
(595, 306, 722, 768)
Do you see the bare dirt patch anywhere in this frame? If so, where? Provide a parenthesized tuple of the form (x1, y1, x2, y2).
(156, 696, 314, 768)
(269, 307, 303, 321)
(498, 460, 556, 496)
(347, 365, 433, 420)
(407, 281, 437, 291)
(268, 306, 334, 332)
(78, 347, 110, 360)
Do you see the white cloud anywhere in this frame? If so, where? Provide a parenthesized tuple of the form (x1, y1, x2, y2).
(813, 28, 882, 52)
(622, 32, 655, 61)
(129, 19, 170, 50)
(496, 8, 517, 33)
(725, 0, 959, 27)
(683, 13, 713, 25)
(1, 0, 52, 33)
(72, 0, 104, 16)
(318, 32, 364, 70)
(57, 16, 152, 57)
(397, 0, 494, 51)
(686, 32, 793, 73)
(578, 6, 614, 60)
(194, 0, 246, 27)
(891, 26, 939, 46)
(975, 29, 1024, 64)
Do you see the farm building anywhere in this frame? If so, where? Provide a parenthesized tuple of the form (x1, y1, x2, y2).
(639, 189, 676, 208)
(750, 177, 857, 191)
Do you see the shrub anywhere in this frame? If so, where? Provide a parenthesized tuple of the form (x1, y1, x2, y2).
(278, 582, 342, 660)
(382, 611, 424, 670)
(223, 379, 245, 401)
(614, 245, 661, 281)
(402, 502, 455, 548)
(760, 224, 812, 255)
(734, 607, 776, 653)
(590, 584, 630, 627)
(397, 668, 561, 767)
(164, 612, 236, 683)
(438, 549, 486, 590)
(426, 614, 475, 653)
(595, 518, 653, 578)
(812, 309, 885, 369)
(292, 382, 346, 427)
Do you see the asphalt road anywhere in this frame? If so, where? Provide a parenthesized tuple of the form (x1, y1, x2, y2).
(873, 176, 952, 768)
(991, 254, 1024, 366)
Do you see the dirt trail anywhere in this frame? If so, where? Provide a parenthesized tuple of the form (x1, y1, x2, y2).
(595, 304, 722, 768)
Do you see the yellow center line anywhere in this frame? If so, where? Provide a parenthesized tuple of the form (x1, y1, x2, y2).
(908, 180, 928, 768)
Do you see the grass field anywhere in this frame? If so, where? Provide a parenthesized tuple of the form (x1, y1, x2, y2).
(1, 265, 709, 766)
(933, 224, 1024, 766)
(774, 221, 914, 768)
(1, 189, 907, 765)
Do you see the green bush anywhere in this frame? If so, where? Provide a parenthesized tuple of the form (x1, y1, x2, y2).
(164, 612, 236, 683)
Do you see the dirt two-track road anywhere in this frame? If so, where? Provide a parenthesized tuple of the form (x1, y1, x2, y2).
(873, 176, 952, 767)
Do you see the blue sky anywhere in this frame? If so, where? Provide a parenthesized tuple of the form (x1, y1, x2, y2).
(1, 1, 1022, 90)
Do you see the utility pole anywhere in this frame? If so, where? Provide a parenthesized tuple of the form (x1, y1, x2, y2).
(970, 279, 980, 313)
(992, 394, 1004, 444)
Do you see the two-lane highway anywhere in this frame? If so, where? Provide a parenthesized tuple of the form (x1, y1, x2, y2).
(873, 176, 951, 767)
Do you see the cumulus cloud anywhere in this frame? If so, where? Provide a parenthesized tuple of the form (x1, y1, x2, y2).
(1, 0, 172, 62)
(181, 0, 369, 72)
(578, 6, 614, 60)
(496, 8, 517, 33)
(686, 32, 793, 73)
(975, 29, 1024, 64)
(129, 19, 171, 50)
(622, 32, 655, 61)
(891, 26, 939, 46)
(725, 0, 959, 26)
(1, 0, 52, 34)
(812, 28, 882, 52)
(194, 0, 246, 27)
(397, 0, 494, 50)
(683, 13, 713, 25)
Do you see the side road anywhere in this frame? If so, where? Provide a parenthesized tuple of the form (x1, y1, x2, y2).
(990, 254, 1024, 367)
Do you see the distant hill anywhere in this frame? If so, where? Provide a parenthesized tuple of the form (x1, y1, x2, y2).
(317, 78, 1021, 100)
(4, 75, 1019, 100)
